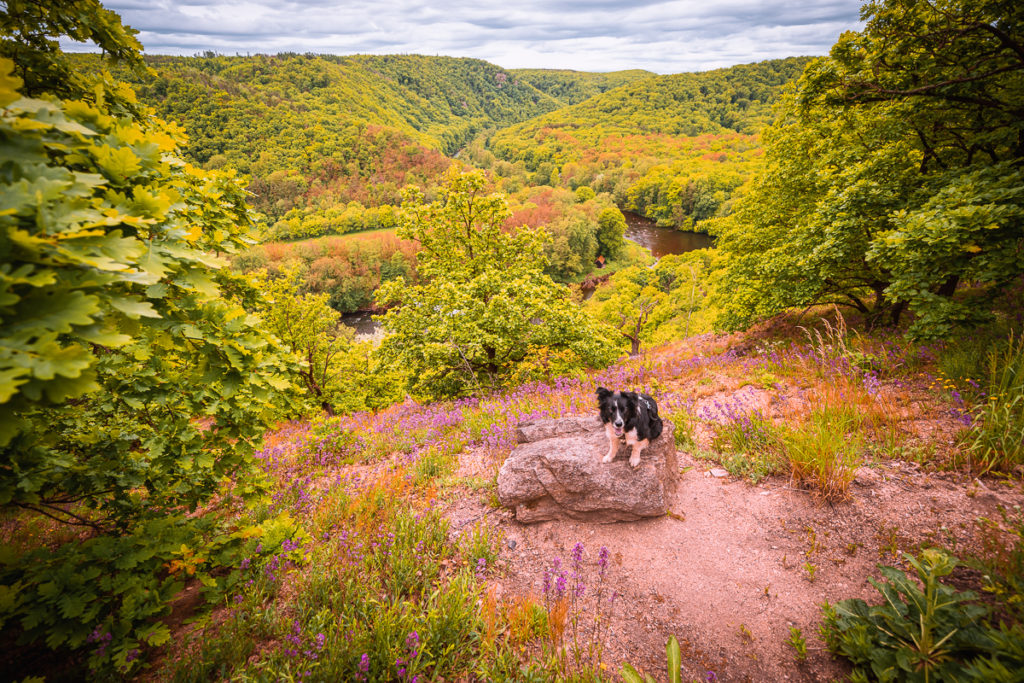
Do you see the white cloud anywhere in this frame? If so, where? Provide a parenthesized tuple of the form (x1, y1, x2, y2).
(61, 0, 866, 73)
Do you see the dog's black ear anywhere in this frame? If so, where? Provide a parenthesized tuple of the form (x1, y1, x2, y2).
(595, 386, 611, 400)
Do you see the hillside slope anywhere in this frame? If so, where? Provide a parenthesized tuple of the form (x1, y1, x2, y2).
(122, 53, 562, 164)
(101, 53, 566, 223)
(510, 68, 654, 105)
(483, 57, 812, 228)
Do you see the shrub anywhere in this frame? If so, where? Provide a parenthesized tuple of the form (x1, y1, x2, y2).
(822, 549, 1024, 682)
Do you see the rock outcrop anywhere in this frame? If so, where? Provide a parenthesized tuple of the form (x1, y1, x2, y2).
(497, 416, 677, 523)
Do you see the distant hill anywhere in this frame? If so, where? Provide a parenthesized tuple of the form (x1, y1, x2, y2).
(94, 52, 569, 223)
(510, 68, 654, 106)
(491, 57, 811, 155)
(483, 57, 812, 229)
(99, 53, 811, 233)
(114, 53, 562, 164)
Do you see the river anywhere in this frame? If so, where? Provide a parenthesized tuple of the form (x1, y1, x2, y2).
(341, 211, 713, 337)
(620, 210, 714, 258)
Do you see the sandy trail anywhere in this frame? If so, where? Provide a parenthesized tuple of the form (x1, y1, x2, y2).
(448, 446, 1023, 682)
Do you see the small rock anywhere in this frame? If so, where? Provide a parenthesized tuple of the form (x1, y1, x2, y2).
(507, 539, 517, 550)
(854, 466, 881, 486)
(710, 468, 728, 478)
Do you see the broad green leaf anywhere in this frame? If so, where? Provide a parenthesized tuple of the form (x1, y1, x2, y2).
(108, 295, 160, 319)
(620, 663, 646, 683)
(0, 58, 22, 108)
(92, 144, 141, 183)
(0, 367, 30, 403)
(667, 635, 681, 683)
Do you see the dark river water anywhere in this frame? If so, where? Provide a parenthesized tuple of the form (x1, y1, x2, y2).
(341, 211, 713, 336)
(621, 211, 714, 258)
(340, 310, 380, 337)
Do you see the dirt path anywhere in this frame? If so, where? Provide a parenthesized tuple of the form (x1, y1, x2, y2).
(446, 446, 1024, 682)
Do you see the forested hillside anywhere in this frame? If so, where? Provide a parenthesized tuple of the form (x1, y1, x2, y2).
(510, 68, 653, 105)
(101, 53, 562, 227)
(483, 57, 810, 229)
(113, 54, 807, 236)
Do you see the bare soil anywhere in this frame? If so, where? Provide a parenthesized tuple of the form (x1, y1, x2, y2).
(446, 442, 1024, 682)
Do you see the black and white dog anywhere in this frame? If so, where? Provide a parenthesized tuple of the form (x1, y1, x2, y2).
(596, 387, 663, 467)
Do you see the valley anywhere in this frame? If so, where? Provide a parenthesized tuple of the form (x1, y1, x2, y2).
(2, 1, 1023, 681)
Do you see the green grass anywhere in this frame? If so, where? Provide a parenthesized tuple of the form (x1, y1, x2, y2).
(782, 405, 863, 501)
(960, 334, 1024, 474)
(274, 226, 399, 246)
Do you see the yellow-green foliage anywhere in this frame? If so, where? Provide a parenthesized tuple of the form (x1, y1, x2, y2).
(510, 68, 653, 105)
(235, 230, 419, 314)
(376, 169, 617, 399)
(100, 52, 565, 225)
(0, 5, 297, 673)
(711, 0, 1024, 339)
(503, 184, 628, 280)
(486, 58, 810, 229)
(249, 268, 405, 415)
(587, 249, 716, 353)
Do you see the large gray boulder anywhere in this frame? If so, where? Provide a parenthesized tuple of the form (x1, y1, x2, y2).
(497, 416, 677, 523)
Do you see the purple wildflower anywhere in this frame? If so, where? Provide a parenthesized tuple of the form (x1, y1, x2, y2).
(358, 653, 370, 679)
(571, 541, 584, 568)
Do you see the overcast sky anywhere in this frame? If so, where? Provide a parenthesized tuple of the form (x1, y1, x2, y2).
(66, 0, 866, 74)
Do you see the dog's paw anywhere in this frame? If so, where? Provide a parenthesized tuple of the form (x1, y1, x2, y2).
(602, 453, 614, 464)
(629, 455, 641, 468)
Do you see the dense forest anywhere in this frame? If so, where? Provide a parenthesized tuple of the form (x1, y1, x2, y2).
(2, 0, 1023, 681)
(98, 53, 560, 228)
(485, 57, 810, 229)
(102, 51, 810, 310)
(103, 53, 808, 241)
(509, 67, 653, 105)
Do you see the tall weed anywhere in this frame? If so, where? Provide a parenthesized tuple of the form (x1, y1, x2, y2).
(783, 406, 863, 501)
(961, 334, 1024, 474)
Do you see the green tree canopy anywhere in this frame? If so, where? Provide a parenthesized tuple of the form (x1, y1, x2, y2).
(376, 169, 616, 398)
(712, 0, 1024, 338)
(0, 5, 295, 670)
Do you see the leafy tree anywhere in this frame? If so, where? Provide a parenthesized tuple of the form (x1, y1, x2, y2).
(0, 7, 295, 672)
(590, 267, 667, 356)
(713, 0, 1024, 338)
(596, 206, 627, 259)
(376, 169, 616, 398)
(250, 268, 351, 414)
(250, 268, 405, 414)
(0, 0, 145, 104)
(711, 94, 915, 329)
(587, 250, 715, 354)
(543, 211, 599, 280)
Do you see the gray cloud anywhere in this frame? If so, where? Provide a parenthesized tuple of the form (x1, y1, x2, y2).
(63, 0, 866, 73)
